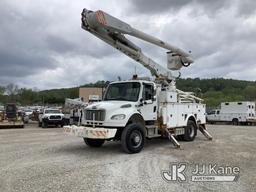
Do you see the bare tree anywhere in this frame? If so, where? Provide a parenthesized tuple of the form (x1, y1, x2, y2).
(5, 83, 19, 96)
(0, 86, 5, 95)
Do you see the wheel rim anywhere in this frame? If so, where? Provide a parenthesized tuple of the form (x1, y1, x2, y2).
(189, 125, 195, 137)
(130, 130, 142, 148)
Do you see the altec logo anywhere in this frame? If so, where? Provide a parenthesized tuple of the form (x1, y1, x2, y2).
(161, 163, 240, 182)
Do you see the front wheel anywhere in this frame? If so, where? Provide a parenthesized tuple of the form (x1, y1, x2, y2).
(84, 138, 105, 147)
(121, 123, 145, 154)
(42, 121, 48, 128)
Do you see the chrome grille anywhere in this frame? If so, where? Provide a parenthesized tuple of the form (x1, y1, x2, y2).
(85, 110, 105, 121)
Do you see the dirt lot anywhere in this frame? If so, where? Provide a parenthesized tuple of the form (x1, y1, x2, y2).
(0, 123, 255, 192)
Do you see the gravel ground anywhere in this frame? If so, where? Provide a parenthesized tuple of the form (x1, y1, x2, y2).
(0, 123, 255, 192)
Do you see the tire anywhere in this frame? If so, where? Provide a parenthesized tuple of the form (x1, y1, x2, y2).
(38, 122, 42, 127)
(232, 118, 239, 126)
(183, 120, 197, 141)
(42, 121, 48, 128)
(121, 123, 145, 154)
(84, 138, 105, 147)
(60, 120, 65, 127)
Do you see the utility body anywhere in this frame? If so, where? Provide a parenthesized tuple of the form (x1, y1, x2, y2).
(64, 9, 212, 153)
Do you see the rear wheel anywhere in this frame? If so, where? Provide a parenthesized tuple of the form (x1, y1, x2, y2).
(182, 120, 197, 141)
(232, 118, 239, 125)
(84, 138, 105, 147)
(38, 122, 42, 127)
(121, 123, 145, 154)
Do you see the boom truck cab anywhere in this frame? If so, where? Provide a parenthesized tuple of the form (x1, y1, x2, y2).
(64, 8, 212, 153)
(82, 80, 157, 131)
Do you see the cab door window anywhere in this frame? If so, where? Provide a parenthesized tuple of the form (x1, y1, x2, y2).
(142, 84, 154, 101)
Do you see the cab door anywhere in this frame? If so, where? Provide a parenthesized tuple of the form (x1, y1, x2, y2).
(211, 110, 219, 121)
(139, 83, 157, 121)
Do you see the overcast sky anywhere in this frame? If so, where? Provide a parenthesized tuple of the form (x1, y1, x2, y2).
(0, 0, 256, 90)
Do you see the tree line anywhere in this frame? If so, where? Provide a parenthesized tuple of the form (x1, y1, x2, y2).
(176, 78, 256, 107)
(0, 84, 79, 106)
(0, 78, 255, 107)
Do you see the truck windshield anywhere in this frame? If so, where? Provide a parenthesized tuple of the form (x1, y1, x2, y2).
(104, 82, 140, 102)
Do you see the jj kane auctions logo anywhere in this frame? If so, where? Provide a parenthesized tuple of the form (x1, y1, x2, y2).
(162, 163, 240, 182)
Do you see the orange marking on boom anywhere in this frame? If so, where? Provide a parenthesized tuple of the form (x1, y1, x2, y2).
(96, 10, 107, 25)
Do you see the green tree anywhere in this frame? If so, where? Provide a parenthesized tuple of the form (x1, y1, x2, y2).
(244, 85, 256, 100)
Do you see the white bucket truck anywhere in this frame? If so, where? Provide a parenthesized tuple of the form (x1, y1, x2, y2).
(64, 9, 212, 153)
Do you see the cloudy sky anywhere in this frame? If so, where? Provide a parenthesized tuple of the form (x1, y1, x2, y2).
(0, 0, 256, 90)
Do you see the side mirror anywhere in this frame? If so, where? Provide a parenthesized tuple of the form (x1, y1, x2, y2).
(138, 98, 144, 107)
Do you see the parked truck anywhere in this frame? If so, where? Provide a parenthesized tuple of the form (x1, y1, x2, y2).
(64, 9, 212, 153)
(207, 101, 256, 125)
(38, 108, 65, 128)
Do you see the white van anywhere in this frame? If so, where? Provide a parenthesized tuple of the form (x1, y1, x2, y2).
(207, 101, 256, 125)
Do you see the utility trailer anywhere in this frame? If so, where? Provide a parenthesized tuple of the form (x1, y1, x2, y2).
(63, 98, 88, 125)
(207, 101, 256, 125)
(64, 9, 212, 153)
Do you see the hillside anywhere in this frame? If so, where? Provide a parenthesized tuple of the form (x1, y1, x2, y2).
(0, 78, 255, 107)
(176, 78, 256, 107)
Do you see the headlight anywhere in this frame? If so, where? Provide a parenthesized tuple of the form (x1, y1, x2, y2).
(111, 114, 126, 120)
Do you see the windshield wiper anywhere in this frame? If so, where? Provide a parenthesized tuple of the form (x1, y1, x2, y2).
(106, 97, 130, 101)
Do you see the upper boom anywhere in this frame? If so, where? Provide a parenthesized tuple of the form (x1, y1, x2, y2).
(81, 8, 193, 81)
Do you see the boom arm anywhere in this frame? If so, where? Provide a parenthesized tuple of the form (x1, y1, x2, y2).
(81, 9, 193, 81)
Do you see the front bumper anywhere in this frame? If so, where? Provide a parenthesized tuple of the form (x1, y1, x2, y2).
(63, 125, 117, 139)
(247, 118, 256, 123)
(43, 118, 64, 125)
